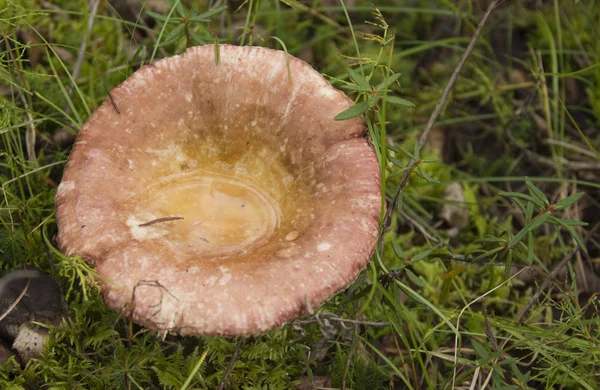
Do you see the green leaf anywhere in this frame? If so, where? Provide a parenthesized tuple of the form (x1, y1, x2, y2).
(471, 339, 490, 361)
(477, 235, 505, 244)
(416, 165, 440, 184)
(549, 217, 588, 227)
(504, 247, 513, 279)
(376, 72, 402, 90)
(159, 24, 185, 47)
(526, 231, 534, 265)
(367, 93, 379, 108)
(399, 147, 417, 159)
(175, 1, 187, 16)
(334, 100, 370, 120)
(189, 6, 227, 22)
(189, 29, 208, 45)
(388, 156, 405, 168)
(146, 10, 171, 22)
(405, 269, 425, 288)
(439, 276, 452, 304)
(498, 191, 542, 208)
(509, 212, 551, 248)
(386, 95, 416, 107)
(525, 201, 534, 221)
(525, 177, 549, 206)
(551, 217, 588, 252)
(341, 84, 372, 92)
(413, 143, 420, 158)
(391, 241, 406, 260)
(554, 192, 585, 210)
(346, 67, 371, 90)
(472, 246, 505, 262)
(412, 249, 433, 262)
(512, 197, 527, 214)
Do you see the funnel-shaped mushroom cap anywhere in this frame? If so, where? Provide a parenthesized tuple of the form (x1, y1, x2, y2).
(55, 45, 381, 336)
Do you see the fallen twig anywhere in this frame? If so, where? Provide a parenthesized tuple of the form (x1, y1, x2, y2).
(382, 0, 501, 237)
(295, 313, 388, 328)
(217, 337, 242, 390)
(104, 84, 121, 114)
(138, 217, 184, 227)
(68, 0, 100, 105)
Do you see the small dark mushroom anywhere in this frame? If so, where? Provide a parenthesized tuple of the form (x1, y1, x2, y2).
(0, 267, 68, 364)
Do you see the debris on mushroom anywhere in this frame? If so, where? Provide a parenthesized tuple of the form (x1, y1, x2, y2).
(55, 45, 381, 336)
(0, 267, 68, 364)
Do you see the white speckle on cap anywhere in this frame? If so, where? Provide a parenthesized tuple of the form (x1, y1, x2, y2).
(218, 266, 232, 286)
(317, 242, 332, 252)
(276, 248, 294, 258)
(285, 231, 299, 241)
(185, 93, 192, 102)
(206, 276, 217, 286)
(127, 215, 166, 240)
(56, 181, 75, 198)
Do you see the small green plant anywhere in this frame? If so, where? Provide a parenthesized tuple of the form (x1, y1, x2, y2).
(148, 2, 226, 49)
(499, 177, 587, 251)
(473, 177, 589, 277)
(334, 67, 415, 120)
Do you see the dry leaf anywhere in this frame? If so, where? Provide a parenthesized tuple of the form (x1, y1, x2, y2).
(439, 183, 469, 229)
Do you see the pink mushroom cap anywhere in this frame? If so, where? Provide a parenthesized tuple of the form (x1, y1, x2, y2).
(55, 45, 381, 336)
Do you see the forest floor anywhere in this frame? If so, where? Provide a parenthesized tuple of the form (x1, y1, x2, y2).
(1, 0, 600, 389)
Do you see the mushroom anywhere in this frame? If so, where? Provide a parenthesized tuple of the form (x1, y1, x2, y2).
(0, 267, 68, 364)
(55, 45, 381, 336)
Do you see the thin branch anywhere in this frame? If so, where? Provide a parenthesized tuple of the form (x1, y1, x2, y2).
(382, 0, 501, 233)
(400, 209, 441, 244)
(76, 0, 100, 82)
(66, 0, 100, 113)
(217, 338, 242, 390)
(295, 314, 388, 328)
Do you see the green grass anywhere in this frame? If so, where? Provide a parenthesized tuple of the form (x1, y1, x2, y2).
(2, 0, 600, 388)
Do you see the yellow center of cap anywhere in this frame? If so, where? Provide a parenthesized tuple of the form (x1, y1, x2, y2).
(129, 171, 281, 258)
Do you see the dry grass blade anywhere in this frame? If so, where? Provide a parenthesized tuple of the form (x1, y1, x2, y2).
(0, 279, 30, 323)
